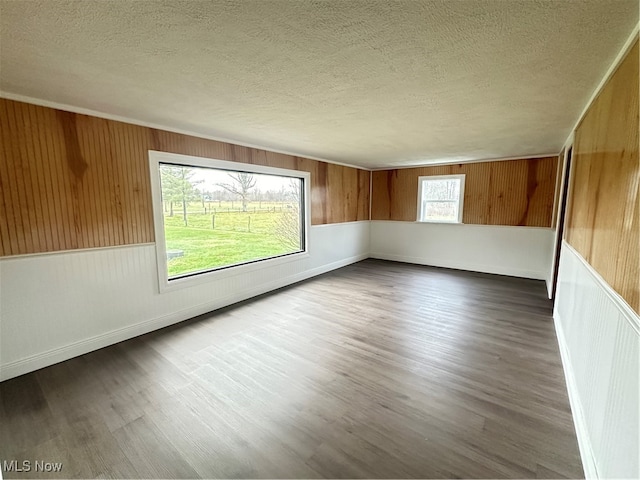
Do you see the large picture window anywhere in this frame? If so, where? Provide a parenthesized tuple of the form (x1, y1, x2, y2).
(417, 174, 465, 223)
(149, 151, 309, 290)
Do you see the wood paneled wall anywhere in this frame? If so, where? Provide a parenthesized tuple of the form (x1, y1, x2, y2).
(551, 149, 565, 228)
(371, 156, 558, 227)
(0, 99, 370, 257)
(565, 40, 639, 313)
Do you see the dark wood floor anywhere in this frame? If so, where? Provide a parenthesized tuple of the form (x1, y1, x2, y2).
(0, 259, 583, 479)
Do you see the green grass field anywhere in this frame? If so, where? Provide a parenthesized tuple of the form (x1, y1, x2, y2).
(163, 202, 301, 277)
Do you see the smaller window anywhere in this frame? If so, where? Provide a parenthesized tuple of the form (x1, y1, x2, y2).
(417, 174, 465, 223)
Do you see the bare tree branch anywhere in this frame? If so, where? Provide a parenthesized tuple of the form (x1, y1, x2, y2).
(217, 172, 257, 211)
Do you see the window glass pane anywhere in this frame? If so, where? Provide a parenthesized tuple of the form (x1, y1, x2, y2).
(159, 163, 304, 279)
(422, 179, 460, 201)
(421, 201, 459, 222)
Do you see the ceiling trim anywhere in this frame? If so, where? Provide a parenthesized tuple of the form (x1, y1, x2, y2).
(563, 22, 640, 151)
(0, 91, 371, 171)
(369, 153, 559, 171)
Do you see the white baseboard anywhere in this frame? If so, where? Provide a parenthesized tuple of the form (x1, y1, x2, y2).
(370, 252, 547, 280)
(0, 252, 367, 381)
(553, 311, 597, 479)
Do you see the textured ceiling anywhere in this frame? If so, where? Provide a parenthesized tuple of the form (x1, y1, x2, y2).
(0, 0, 637, 168)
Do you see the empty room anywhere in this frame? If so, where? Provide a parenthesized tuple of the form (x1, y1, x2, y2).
(0, 1, 638, 479)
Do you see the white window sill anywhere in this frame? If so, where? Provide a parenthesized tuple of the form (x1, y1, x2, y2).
(158, 249, 310, 293)
(415, 220, 464, 225)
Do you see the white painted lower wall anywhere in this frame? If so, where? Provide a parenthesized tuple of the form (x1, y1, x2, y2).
(546, 227, 559, 299)
(370, 221, 555, 281)
(0, 221, 370, 381)
(554, 241, 639, 479)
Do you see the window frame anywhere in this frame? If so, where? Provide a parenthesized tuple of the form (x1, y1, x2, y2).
(416, 174, 466, 224)
(149, 150, 310, 293)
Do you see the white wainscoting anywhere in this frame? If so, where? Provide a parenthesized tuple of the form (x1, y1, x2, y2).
(0, 221, 370, 381)
(370, 221, 554, 281)
(554, 241, 639, 479)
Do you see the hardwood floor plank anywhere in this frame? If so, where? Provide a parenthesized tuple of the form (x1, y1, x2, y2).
(0, 259, 583, 478)
(112, 416, 200, 478)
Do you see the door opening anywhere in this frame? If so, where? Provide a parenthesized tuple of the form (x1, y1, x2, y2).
(551, 146, 573, 302)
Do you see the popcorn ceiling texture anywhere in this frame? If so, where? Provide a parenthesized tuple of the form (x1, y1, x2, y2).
(0, 0, 637, 168)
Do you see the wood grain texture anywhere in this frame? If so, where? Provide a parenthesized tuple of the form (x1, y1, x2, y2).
(0, 259, 583, 479)
(0, 99, 370, 257)
(371, 156, 558, 226)
(551, 149, 565, 228)
(565, 40, 639, 313)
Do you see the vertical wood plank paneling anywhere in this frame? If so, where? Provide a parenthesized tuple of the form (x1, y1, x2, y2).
(0, 99, 370, 256)
(371, 156, 558, 227)
(26, 104, 54, 251)
(56, 110, 88, 249)
(0, 104, 16, 254)
(131, 124, 154, 245)
(106, 121, 126, 245)
(0, 146, 8, 254)
(312, 161, 329, 225)
(6, 102, 31, 253)
(357, 169, 369, 221)
(327, 164, 343, 224)
(80, 115, 103, 248)
(21, 104, 47, 251)
(371, 170, 392, 222)
(464, 162, 491, 224)
(97, 117, 117, 247)
(551, 150, 565, 228)
(44, 107, 66, 250)
(565, 40, 639, 313)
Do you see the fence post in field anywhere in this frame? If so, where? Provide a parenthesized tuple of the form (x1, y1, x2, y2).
(211, 214, 215, 229)
(248, 216, 251, 232)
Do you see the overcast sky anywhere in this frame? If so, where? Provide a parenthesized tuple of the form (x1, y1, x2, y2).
(185, 166, 293, 192)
